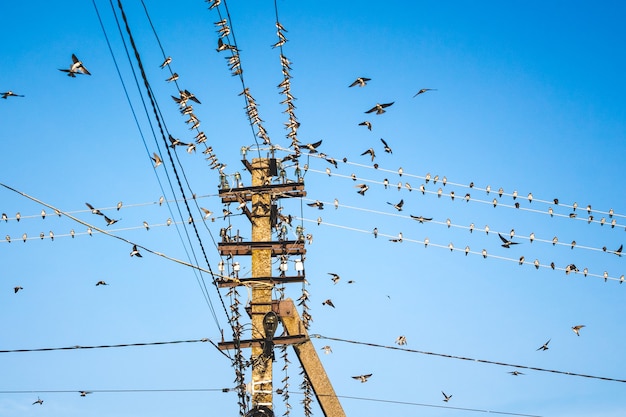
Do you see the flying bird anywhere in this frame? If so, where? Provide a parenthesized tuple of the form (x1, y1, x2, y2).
(14, 286, 23, 293)
(32, 397, 44, 405)
(508, 371, 524, 376)
(413, 88, 437, 97)
(130, 244, 142, 257)
(79, 391, 92, 397)
(387, 199, 404, 211)
(321, 345, 333, 354)
(328, 273, 340, 284)
(103, 215, 118, 226)
(380, 138, 392, 153)
(1, 90, 24, 99)
(355, 184, 369, 195)
(352, 374, 372, 383)
(85, 202, 103, 216)
(349, 77, 371, 87)
(361, 148, 376, 161)
(322, 299, 335, 308)
(307, 201, 324, 210)
(395, 335, 407, 345)
(358, 121, 372, 130)
(59, 53, 91, 77)
(152, 152, 162, 168)
(442, 391, 452, 402)
(614, 244, 623, 257)
(365, 102, 394, 115)
(96, 280, 108, 286)
(498, 233, 520, 248)
(410, 215, 432, 223)
(536, 339, 551, 351)
(572, 325, 585, 336)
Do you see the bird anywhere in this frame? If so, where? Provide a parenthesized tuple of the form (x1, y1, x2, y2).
(96, 280, 108, 286)
(322, 299, 335, 308)
(465, 246, 470, 256)
(307, 201, 324, 210)
(32, 397, 44, 405)
(5, 234, 11, 243)
(334, 198, 339, 209)
(442, 391, 452, 402)
(424, 237, 430, 247)
(389, 232, 403, 243)
(328, 273, 340, 284)
(519, 256, 525, 265)
(614, 244, 623, 257)
(498, 233, 520, 248)
(85, 202, 103, 216)
(536, 339, 550, 351)
(398, 167, 403, 176)
(130, 244, 142, 257)
(355, 184, 369, 195)
(482, 248, 487, 258)
(365, 102, 394, 114)
(165, 72, 179, 82)
(15, 212, 20, 221)
(14, 286, 23, 293)
(160, 56, 172, 68)
(143, 221, 150, 230)
(79, 391, 92, 397)
(529, 232, 535, 243)
(349, 77, 371, 87)
(372, 227, 378, 238)
(395, 335, 407, 345)
(321, 345, 332, 354)
(485, 225, 490, 235)
(22, 233, 27, 242)
(1, 90, 25, 99)
(572, 325, 585, 336)
(508, 371, 525, 376)
(352, 374, 372, 383)
(116, 201, 123, 211)
(387, 199, 404, 211)
(358, 121, 372, 130)
(49, 231, 54, 241)
(410, 215, 432, 223)
(201, 207, 213, 219)
(380, 138, 392, 153)
(59, 53, 91, 77)
(413, 88, 437, 97)
(104, 215, 118, 226)
(361, 148, 376, 161)
(152, 152, 162, 168)
(168, 134, 189, 148)
(159, 196, 165, 206)
(552, 236, 558, 246)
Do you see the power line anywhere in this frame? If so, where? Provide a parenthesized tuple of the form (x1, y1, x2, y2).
(312, 334, 626, 384)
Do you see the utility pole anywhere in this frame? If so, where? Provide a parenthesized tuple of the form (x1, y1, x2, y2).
(217, 155, 346, 417)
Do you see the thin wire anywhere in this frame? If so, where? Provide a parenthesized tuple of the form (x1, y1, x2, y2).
(312, 334, 626, 384)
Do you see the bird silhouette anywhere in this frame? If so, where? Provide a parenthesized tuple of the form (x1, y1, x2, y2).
(410, 215, 432, 223)
(95, 280, 108, 286)
(614, 244, 623, 257)
(130, 244, 142, 257)
(32, 397, 44, 405)
(307, 201, 324, 210)
(380, 138, 392, 153)
(365, 102, 394, 114)
(1, 90, 24, 99)
(358, 121, 372, 130)
(103, 215, 118, 226)
(361, 148, 376, 161)
(442, 391, 452, 402)
(328, 273, 340, 284)
(508, 371, 524, 376)
(85, 202, 103, 216)
(14, 286, 23, 293)
(322, 299, 335, 308)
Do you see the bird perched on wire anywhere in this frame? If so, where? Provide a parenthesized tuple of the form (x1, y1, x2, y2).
(352, 373, 372, 383)
(349, 77, 371, 87)
(59, 54, 91, 77)
(160, 56, 172, 68)
(365, 102, 394, 115)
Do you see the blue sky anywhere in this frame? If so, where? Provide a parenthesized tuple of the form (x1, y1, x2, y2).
(1, 1, 625, 416)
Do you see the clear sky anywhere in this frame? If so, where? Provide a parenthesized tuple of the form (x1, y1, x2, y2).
(1, 1, 625, 417)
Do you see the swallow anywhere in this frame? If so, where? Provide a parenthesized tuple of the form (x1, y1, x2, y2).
(352, 374, 372, 383)
(6, 234, 12, 243)
(498, 187, 504, 197)
(552, 236, 558, 246)
(328, 273, 340, 284)
(14, 286, 23, 293)
(536, 339, 550, 351)
(1, 91, 24, 99)
(498, 233, 520, 248)
(1, 213, 6, 222)
(165, 72, 179, 82)
(442, 391, 452, 402)
(33, 397, 44, 405)
(482, 248, 487, 258)
(508, 371, 524, 376)
(85, 202, 103, 216)
(355, 184, 369, 195)
(152, 152, 162, 168)
(322, 299, 335, 308)
(15, 212, 20, 221)
(380, 138, 392, 153)
(361, 148, 376, 161)
(365, 102, 394, 115)
(79, 391, 92, 397)
(387, 199, 404, 211)
(303, 139, 323, 153)
(410, 215, 432, 223)
(59, 53, 91, 77)
(96, 280, 108, 286)
(359, 121, 372, 130)
(130, 244, 142, 257)
(201, 207, 213, 219)
(485, 225, 490, 235)
(168, 135, 189, 148)
(373, 227, 378, 238)
(143, 221, 149, 230)
(396, 335, 407, 345)
(334, 199, 339, 209)
(349, 77, 371, 87)
(49, 231, 54, 241)
(160, 56, 172, 68)
(389, 232, 403, 243)
(104, 215, 118, 226)
(614, 244, 623, 256)
(321, 345, 333, 354)
(307, 201, 324, 210)
(181, 89, 201, 104)
(571, 325, 585, 336)
(413, 88, 437, 97)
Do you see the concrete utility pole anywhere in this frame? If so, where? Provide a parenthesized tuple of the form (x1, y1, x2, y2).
(217, 156, 345, 417)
